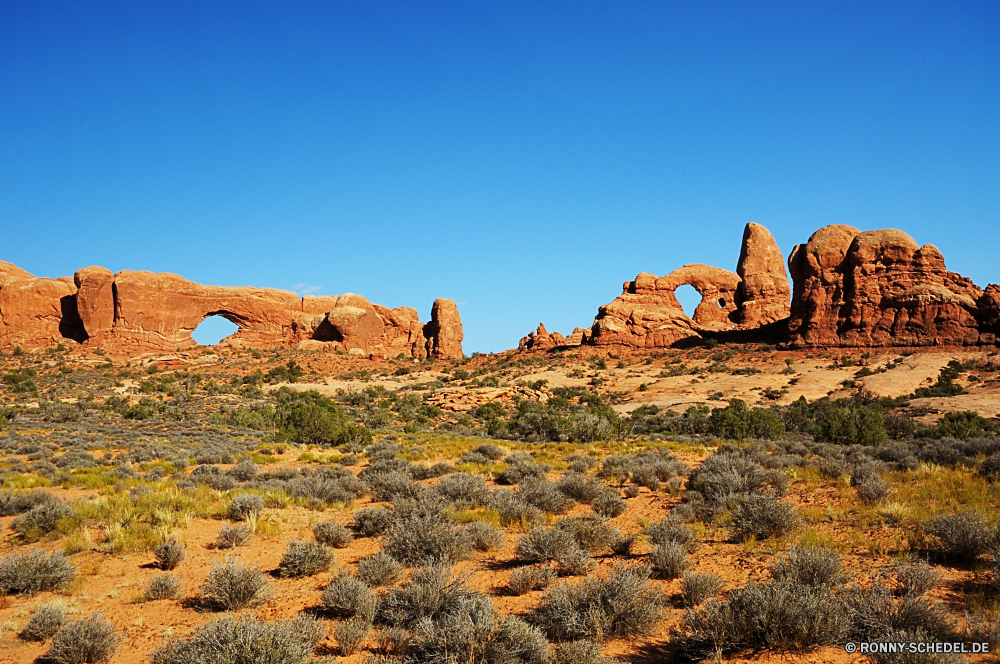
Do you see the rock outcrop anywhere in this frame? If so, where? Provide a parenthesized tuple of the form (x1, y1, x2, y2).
(519, 323, 569, 351)
(0, 262, 464, 358)
(587, 222, 789, 348)
(736, 222, 791, 326)
(785, 226, 985, 347)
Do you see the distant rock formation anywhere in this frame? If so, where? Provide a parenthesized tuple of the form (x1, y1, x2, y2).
(587, 222, 790, 348)
(785, 226, 984, 348)
(0, 262, 463, 358)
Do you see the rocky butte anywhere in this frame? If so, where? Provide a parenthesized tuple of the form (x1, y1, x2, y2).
(0, 262, 463, 359)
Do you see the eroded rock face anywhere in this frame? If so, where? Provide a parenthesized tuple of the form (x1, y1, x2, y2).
(786, 226, 984, 347)
(0, 261, 463, 358)
(737, 222, 791, 326)
(519, 323, 569, 351)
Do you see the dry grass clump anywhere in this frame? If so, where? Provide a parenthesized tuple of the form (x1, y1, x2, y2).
(149, 614, 323, 664)
(145, 573, 183, 601)
(0, 549, 76, 596)
(531, 564, 665, 642)
(46, 611, 121, 664)
(278, 540, 335, 578)
(356, 551, 403, 587)
(312, 520, 353, 548)
(18, 603, 67, 642)
(201, 557, 272, 610)
(215, 524, 252, 549)
(154, 538, 185, 570)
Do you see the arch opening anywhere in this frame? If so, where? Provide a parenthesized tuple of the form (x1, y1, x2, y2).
(674, 284, 701, 320)
(192, 315, 239, 346)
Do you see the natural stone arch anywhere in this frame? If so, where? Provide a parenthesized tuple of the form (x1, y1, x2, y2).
(654, 264, 741, 330)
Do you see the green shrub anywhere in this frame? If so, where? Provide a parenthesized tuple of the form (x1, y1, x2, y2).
(46, 612, 121, 664)
(278, 540, 335, 578)
(928, 410, 997, 439)
(707, 399, 785, 441)
(814, 404, 887, 446)
(0, 549, 76, 595)
(201, 557, 272, 610)
(149, 614, 324, 664)
(531, 564, 665, 642)
(19, 603, 66, 642)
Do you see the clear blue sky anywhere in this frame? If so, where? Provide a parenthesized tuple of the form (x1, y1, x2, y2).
(2, 2, 998, 351)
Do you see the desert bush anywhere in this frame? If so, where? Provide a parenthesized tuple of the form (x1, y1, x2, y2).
(508, 566, 556, 595)
(384, 510, 472, 564)
(357, 551, 403, 587)
(322, 572, 376, 620)
(895, 556, 941, 596)
(473, 442, 505, 459)
(215, 524, 252, 549)
(686, 448, 768, 505)
(278, 540, 335, 578)
(0, 489, 54, 516)
(672, 581, 849, 659)
(844, 581, 953, 641)
(311, 520, 353, 548)
(228, 458, 259, 481)
(11, 499, 74, 539)
(366, 470, 424, 502)
(924, 510, 994, 560)
(643, 515, 697, 552)
(649, 542, 691, 580)
(0, 549, 76, 595)
(155, 538, 186, 570)
(377, 626, 411, 656)
(227, 493, 264, 521)
(611, 533, 636, 556)
(855, 474, 894, 504)
(555, 548, 596, 577)
(680, 572, 722, 606)
(979, 453, 1000, 482)
(465, 521, 505, 552)
(337, 618, 371, 656)
(728, 494, 799, 541)
(555, 516, 619, 554)
(201, 557, 272, 610)
(770, 547, 844, 587)
(592, 491, 627, 518)
(404, 593, 551, 664)
(149, 614, 324, 664)
(531, 564, 665, 642)
(19, 603, 66, 642)
(556, 472, 604, 503)
(436, 472, 489, 508)
(145, 573, 182, 601)
(517, 527, 579, 564)
(622, 485, 641, 499)
(46, 612, 121, 664)
(486, 490, 545, 527)
(818, 458, 848, 479)
(518, 476, 575, 514)
(553, 640, 620, 664)
(376, 560, 478, 628)
(354, 506, 394, 537)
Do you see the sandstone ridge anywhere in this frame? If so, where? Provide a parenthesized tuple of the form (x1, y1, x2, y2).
(0, 262, 462, 358)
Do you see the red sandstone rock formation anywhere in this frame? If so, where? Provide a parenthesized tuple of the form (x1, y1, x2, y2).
(786, 226, 985, 348)
(0, 261, 463, 358)
(736, 222, 791, 326)
(0, 261, 84, 347)
(519, 323, 569, 351)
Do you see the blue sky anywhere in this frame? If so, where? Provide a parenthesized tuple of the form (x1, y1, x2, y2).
(2, 2, 998, 351)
